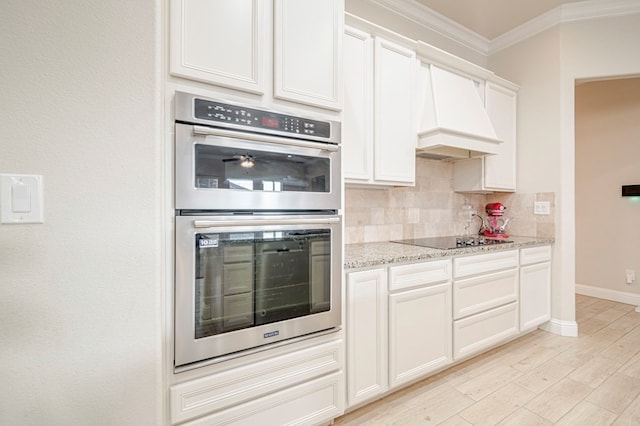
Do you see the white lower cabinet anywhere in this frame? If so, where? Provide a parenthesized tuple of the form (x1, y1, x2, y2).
(346, 268, 388, 407)
(182, 372, 343, 426)
(345, 259, 452, 408)
(452, 250, 519, 361)
(520, 246, 552, 331)
(344, 245, 552, 411)
(170, 339, 343, 425)
(388, 282, 452, 388)
(453, 301, 519, 360)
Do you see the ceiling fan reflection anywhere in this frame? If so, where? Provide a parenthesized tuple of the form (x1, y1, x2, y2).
(222, 154, 255, 168)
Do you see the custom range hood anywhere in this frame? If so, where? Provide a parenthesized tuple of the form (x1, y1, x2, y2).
(416, 42, 502, 160)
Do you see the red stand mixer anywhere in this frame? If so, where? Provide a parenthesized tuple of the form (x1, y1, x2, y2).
(480, 202, 511, 238)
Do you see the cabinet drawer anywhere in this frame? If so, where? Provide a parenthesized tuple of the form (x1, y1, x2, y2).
(389, 259, 451, 291)
(170, 339, 343, 424)
(453, 302, 519, 360)
(183, 372, 344, 426)
(453, 268, 518, 319)
(454, 250, 518, 278)
(520, 245, 551, 266)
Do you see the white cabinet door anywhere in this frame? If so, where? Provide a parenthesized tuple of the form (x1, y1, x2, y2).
(374, 38, 416, 184)
(520, 261, 551, 331)
(170, 0, 267, 94)
(346, 269, 388, 407)
(388, 282, 452, 389)
(484, 81, 517, 190)
(343, 26, 373, 181)
(274, 0, 343, 110)
(453, 79, 518, 193)
(343, 28, 416, 186)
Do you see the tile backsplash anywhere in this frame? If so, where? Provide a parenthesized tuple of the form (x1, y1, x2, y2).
(344, 158, 555, 244)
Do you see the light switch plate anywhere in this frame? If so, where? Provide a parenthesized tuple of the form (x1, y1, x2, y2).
(534, 201, 550, 215)
(0, 174, 44, 224)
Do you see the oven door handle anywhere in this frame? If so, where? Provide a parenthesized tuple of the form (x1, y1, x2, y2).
(192, 125, 339, 152)
(192, 217, 341, 228)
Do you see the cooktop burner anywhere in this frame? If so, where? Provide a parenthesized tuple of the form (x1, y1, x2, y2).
(392, 236, 513, 250)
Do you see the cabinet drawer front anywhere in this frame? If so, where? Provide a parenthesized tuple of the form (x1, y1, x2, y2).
(520, 245, 551, 266)
(453, 302, 519, 360)
(183, 372, 344, 426)
(389, 259, 451, 291)
(454, 250, 518, 278)
(453, 269, 518, 319)
(170, 339, 343, 424)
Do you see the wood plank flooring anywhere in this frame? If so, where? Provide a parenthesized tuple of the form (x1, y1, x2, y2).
(333, 295, 640, 425)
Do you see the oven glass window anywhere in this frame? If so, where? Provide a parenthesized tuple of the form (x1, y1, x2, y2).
(194, 229, 331, 339)
(194, 144, 330, 193)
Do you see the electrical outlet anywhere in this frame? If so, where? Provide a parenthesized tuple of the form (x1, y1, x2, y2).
(534, 201, 550, 215)
(626, 269, 636, 285)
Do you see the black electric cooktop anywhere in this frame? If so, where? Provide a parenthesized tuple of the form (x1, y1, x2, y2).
(392, 236, 513, 250)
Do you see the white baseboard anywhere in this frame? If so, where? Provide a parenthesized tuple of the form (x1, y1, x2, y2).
(575, 283, 640, 307)
(540, 319, 578, 337)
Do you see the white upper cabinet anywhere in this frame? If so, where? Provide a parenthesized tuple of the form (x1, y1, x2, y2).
(483, 80, 517, 190)
(343, 21, 416, 186)
(274, 0, 343, 110)
(453, 77, 518, 192)
(374, 38, 416, 184)
(170, 0, 343, 111)
(170, 0, 267, 94)
(343, 26, 373, 181)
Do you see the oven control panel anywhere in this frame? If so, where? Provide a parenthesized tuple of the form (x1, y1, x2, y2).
(193, 98, 332, 139)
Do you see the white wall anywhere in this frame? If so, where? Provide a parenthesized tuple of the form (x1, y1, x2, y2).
(0, 1, 162, 424)
(576, 78, 640, 298)
(488, 13, 640, 331)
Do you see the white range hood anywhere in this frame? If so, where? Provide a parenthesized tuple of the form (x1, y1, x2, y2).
(416, 63, 502, 160)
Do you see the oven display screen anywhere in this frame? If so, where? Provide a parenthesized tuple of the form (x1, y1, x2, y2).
(261, 116, 280, 129)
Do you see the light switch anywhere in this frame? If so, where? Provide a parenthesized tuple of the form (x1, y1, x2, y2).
(12, 182, 31, 212)
(0, 174, 43, 224)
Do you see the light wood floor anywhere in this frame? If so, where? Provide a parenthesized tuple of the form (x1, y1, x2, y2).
(334, 295, 640, 425)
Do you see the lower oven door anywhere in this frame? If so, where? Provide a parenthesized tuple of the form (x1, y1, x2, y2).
(174, 213, 342, 369)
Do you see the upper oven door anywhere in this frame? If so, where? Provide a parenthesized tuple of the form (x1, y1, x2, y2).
(175, 123, 341, 211)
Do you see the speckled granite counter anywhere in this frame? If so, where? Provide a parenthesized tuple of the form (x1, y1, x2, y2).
(345, 236, 554, 270)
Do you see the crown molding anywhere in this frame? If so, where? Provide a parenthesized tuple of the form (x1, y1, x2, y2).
(489, 0, 640, 55)
(368, 0, 640, 58)
(370, 0, 490, 56)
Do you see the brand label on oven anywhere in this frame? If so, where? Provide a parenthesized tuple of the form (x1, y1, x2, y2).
(198, 238, 219, 248)
(264, 330, 279, 339)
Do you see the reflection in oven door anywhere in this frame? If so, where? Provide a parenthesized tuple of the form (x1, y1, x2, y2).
(195, 238, 256, 339)
(254, 239, 311, 325)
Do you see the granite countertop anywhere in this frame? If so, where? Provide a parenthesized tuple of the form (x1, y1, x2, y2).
(345, 236, 554, 270)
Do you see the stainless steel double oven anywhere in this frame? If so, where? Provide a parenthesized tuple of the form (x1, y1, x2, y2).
(173, 92, 342, 370)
